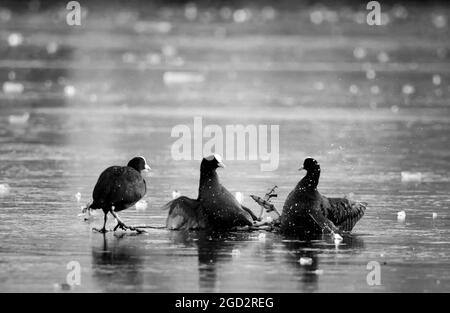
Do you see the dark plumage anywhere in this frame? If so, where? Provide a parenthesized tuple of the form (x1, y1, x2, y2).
(163, 154, 257, 231)
(85, 156, 151, 232)
(280, 158, 366, 235)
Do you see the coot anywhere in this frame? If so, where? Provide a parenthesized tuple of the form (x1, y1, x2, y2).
(163, 154, 258, 230)
(83, 156, 151, 233)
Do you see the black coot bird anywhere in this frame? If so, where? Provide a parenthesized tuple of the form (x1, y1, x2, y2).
(280, 158, 367, 235)
(163, 154, 258, 230)
(83, 156, 151, 233)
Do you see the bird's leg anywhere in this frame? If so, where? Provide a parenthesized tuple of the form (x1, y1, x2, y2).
(93, 212, 108, 233)
(110, 210, 146, 233)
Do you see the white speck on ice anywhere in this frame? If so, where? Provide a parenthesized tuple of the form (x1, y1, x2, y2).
(310, 10, 324, 25)
(258, 233, 266, 241)
(402, 84, 415, 95)
(3, 81, 24, 94)
(432, 14, 447, 29)
(0, 184, 10, 196)
(349, 85, 359, 95)
(333, 233, 343, 244)
(172, 190, 181, 199)
(353, 47, 366, 59)
(235, 192, 243, 204)
(401, 171, 422, 182)
(163, 72, 205, 85)
(75, 192, 81, 202)
(432, 213, 437, 219)
(377, 51, 390, 63)
(136, 200, 148, 211)
(8, 112, 29, 124)
(313, 81, 324, 91)
(366, 69, 376, 80)
(64, 85, 76, 97)
(46, 41, 59, 54)
(184, 3, 198, 21)
(397, 210, 406, 220)
(391, 105, 399, 113)
(8, 33, 23, 47)
(432, 74, 441, 86)
(370, 85, 380, 95)
(233, 9, 251, 23)
(299, 257, 313, 265)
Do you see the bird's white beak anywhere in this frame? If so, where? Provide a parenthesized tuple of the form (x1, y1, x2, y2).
(144, 164, 151, 172)
(217, 161, 225, 168)
(298, 166, 304, 171)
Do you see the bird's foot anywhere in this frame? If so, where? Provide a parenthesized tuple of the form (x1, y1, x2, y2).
(92, 227, 108, 233)
(113, 222, 146, 233)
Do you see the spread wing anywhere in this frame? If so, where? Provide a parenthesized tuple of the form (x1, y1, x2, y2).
(162, 196, 206, 230)
(321, 197, 367, 232)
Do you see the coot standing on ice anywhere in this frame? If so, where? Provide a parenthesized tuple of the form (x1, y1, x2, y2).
(280, 157, 367, 235)
(83, 156, 151, 233)
(163, 154, 258, 230)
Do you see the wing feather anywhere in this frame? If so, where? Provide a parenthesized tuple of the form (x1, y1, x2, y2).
(322, 197, 367, 231)
(163, 196, 205, 230)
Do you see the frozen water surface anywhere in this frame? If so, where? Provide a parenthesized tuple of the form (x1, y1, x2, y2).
(0, 2, 450, 292)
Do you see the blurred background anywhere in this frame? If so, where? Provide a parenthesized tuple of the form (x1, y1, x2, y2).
(0, 0, 449, 292)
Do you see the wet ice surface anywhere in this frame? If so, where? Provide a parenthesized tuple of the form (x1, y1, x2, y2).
(1, 2, 450, 292)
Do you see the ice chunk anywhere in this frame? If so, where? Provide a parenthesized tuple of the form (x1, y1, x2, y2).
(432, 212, 437, 219)
(333, 233, 343, 244)
(401, 171, 422, 182)
(163, 72, 205, 85)
(299, 257, 313, 265)
(312, 269, 324, 275)
(0, 184, 10, 196)
(75, 192, 81, 202)
(231, 249, 241, 258)
(257, 233, 266, 241)
(3, 81, 24, 94)
(135, 200, 148, 211)
(172, 190, 181, 199)
(8, 33, 23, 47)
(9, 112, 29, 124)
(235, 192, 243, 204)
(397, 210, 406, 220)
